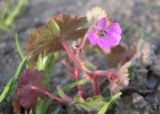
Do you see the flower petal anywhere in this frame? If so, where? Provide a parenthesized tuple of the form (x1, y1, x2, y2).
(97, 33, 121, 48)
(88, 28, 98, 45)
(97, 38, 112, 48)
(109, 32, 121, 46)
(108, 23, 122, 34)
(97, 17, 107, 29)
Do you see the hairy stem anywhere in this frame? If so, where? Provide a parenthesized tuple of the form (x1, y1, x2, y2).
(60, 38, 82, 70)
(92, 75, 100, 95)
(61, 58, 75, 78)
(59, 37, 113, 96)
(78, 28, 91, 50)
(74, 69, 83, 97)
(61, 59, 83, 97)
(31, 86, 73, 104)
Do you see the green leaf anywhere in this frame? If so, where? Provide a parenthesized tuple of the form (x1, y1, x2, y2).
(51, 108, 59, 114)
(44, 52, 59, 84)
(36, 52, 59, 85)
(0, 20, 9, 31)
(0, 57, 27, 102)
(81, 62, 97, 72)
(27, 18, 61, 65)
(63, 78, 88, 91)
(36, 98, 53, 114)
(0, 0, 28, 31)
(0, 0, 11, 22)
(29, 110, 33, 114)
(54, 78, 88, 97)
(74, 96, 106, 112)
(2, 0, 12, 18)
(128, 66, 134, 77)
(5, 0, 28, 27)
(50, 19, 60, 36)
(27, 15, 87, 65)
(15, 34, 25, 60)
(98, 92, 122, 114)
(57, 88, 65, 98)
(36, 54, 46, 70)
(45, 52, 59, 71)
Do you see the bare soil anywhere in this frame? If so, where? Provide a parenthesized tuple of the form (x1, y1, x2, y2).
(0, 0, 160, 114)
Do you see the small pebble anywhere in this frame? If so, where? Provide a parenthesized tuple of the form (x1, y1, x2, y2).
(132, 93, 148, 109)
(146, 71, 159, 89)
(34, 20, 45, 28)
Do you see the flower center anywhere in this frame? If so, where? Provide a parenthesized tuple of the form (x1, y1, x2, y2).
(97, 29, 107, 38)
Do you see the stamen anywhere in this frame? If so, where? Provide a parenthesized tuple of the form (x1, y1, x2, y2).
(97, 30, 107, 38)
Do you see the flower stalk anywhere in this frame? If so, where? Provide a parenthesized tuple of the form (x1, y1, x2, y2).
(31, 86, 73, 104)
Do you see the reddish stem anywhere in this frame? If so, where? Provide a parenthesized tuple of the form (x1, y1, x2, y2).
(78, 28, 91, 50)
(92, 75, 100, 95)
(59, 37, 111, 96)
(74, 69, 83, 97)
(61, 59, 76, 78)
(60, 38, 82, 70)
(30, 86, 73, 104)
(93, 70, 108, 76)
(62, 59, 83, 97)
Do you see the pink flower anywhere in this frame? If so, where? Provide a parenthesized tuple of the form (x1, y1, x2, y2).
(88, 17, 122, 48)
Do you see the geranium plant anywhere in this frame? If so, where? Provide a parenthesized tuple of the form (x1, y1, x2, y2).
(0, 7, 130, 114)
